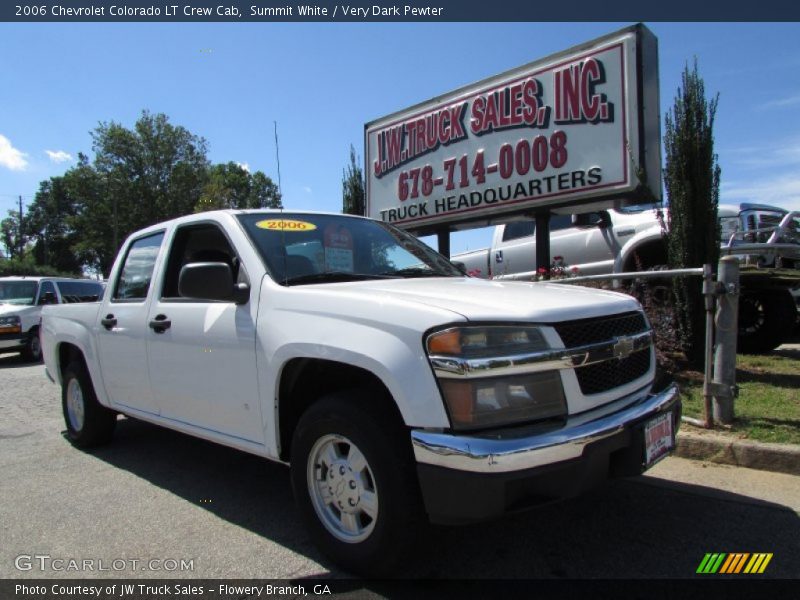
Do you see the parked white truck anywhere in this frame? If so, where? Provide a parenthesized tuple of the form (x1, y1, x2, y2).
(454, 202, 800, 353)
(0, 277, 104, 361)
(41, 210, 679, 574)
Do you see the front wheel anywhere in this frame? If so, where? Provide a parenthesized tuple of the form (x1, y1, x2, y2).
(62, 361, 116, 448)
(21, 329, 42, 362)
(290, 391, 426, 576)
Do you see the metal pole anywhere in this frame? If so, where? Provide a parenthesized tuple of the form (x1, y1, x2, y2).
(535, 211, 551, 279)
(18, 195, 23, 258)
(437, 230, 451, 259)
(274, 121, 282, 196)
(701, 264, 715, 428)
(712, 256, 740, 425)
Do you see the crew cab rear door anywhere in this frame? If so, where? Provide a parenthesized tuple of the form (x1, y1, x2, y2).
(144, 221, 263, 446)
(96, 231, 165, 415)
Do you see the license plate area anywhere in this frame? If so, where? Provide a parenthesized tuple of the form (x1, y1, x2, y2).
(644, 411, 674, 467)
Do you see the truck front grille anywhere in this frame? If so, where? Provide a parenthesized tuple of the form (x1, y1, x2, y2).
(553, 312, 647, 347)
(553, 312, 652, 395)
(572, 349, 651, 395)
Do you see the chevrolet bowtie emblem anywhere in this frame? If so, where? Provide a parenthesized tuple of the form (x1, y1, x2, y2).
(612, 337, 635, 360)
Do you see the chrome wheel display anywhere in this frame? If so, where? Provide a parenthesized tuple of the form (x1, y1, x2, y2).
(66, 378, 85, 432)
(307, 433, 379, 543)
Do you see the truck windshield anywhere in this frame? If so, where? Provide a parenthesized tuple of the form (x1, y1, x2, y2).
(237, 213, 462, 285)
(0, 280, 38, 305)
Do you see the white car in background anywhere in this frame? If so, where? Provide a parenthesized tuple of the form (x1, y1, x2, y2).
(0, 277, 104, 362)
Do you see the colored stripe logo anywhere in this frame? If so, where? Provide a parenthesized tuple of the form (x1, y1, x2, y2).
(696, 553, 773, 574)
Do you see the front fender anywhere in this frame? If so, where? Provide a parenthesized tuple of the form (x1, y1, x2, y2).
(614, 226, 664, 273)
(256, 310, 454, 459)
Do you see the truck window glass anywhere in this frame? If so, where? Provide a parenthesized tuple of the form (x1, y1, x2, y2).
(0, 280, 37, 305)
(113, 233, 165, 301)
(161, 224, 240, 299)
(550, 214, 574, 230)
(56, 281, 104, 303)
(237, 213, 461, 285)
(502, 220, 535, 242)
(37, 281, 57, 304)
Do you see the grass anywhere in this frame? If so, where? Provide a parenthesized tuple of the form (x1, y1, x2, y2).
(675, 347, 800, 444)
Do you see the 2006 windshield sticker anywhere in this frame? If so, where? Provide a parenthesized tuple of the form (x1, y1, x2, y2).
(255, 219, 317, 232)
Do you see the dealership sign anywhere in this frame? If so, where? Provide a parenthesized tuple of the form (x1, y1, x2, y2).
(365, 24, 661, 232)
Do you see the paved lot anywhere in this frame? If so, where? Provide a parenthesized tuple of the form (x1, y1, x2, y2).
(1, 353, 799, 580)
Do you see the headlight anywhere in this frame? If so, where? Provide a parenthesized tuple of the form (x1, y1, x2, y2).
(426, 326, 566, 430)
(0, 315, 21, 334)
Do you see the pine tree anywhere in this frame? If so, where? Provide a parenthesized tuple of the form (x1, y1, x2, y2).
(663, 60, 721, 365)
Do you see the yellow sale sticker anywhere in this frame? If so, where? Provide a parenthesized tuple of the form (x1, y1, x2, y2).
(255, 219, 317, 232)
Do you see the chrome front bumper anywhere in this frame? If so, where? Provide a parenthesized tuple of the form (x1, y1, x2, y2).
(411, 383, 679, 474)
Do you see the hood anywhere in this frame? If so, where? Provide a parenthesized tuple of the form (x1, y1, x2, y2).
(0, 303, 37, 317)
(290, 277, 641, 323)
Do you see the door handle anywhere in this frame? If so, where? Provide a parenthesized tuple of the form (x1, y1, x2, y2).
(101, 314, 117, 330)
(495, 250, 504, 263)
(149, 314, 172, 333)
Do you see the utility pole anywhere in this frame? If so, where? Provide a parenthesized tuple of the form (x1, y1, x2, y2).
(18, 195, 23, 259)
(274, 121, 282, 196)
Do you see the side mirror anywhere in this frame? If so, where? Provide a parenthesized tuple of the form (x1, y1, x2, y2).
(571, 211, 610, 228)
(178, 262, 249, 304)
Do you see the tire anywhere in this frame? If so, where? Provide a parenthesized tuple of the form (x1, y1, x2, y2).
(290, 390, 427, 576)
(62, 360, 117, 448)
(21, 328, 42, 362)
(737, 290, 798, 354)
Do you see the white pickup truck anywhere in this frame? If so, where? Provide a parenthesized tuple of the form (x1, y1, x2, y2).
(42, 210, 679, 575)
(454, 203, 800, 353)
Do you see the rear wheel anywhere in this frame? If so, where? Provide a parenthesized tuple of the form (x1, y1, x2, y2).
(737, 290, 797, 354)
(290, 390, 426, 576)
(62, 361, 116, 448)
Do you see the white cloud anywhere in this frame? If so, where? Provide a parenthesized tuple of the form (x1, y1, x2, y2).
(236, 162, 250, 172)
(45, 149, 73, 164)
(721, 174, 800, 212)
(759, 94, 800, 110)
(725, 137, 800, 170)
(0, 134, 29, 171)
(303, 186, 312, 194)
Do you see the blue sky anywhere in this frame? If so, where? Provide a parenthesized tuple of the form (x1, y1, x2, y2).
(1, 22, 799, 254)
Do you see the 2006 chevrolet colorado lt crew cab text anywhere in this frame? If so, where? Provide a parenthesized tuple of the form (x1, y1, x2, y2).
(41, 210, 679, 575)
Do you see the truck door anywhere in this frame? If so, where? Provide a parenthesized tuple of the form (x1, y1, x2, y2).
(492, 220, 536, 279)
(144, 222, 263, 446)
(96, 232, 164, 415)
(549, 213, 616, 275)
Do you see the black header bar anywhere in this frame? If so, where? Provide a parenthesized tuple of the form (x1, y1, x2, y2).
(3, 0, 800, 22)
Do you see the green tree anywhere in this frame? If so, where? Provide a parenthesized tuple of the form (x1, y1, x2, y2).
(195, 162, 282, 212)
(72, 111, 211, 275)
(0, 197, 30, 262)
(25, 176, 83, 274)
(342, 144, 365, 216)
(663, 60, 721, 364)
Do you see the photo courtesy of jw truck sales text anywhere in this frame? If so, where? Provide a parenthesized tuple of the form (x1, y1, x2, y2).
(366, 24, 661, 232)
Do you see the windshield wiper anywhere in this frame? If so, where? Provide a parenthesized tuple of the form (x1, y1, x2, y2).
(284, 272, 399, 285)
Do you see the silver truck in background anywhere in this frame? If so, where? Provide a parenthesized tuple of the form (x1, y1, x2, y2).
(454, 203, 800, 354)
